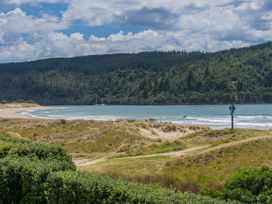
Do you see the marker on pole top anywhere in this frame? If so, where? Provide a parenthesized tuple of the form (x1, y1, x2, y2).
(229, 103, 236, 129)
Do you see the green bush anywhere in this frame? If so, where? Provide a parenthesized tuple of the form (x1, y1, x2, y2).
(8, 142, 73, 161)
(0, 157, 74, 204)
(0, 135, 75, 203)
(45, 171, 236, 204)
(204, 167, 272, 203)
(0, 135, 74, 164)
(0, 141, 14, 158)
(224, 167, 272, 203)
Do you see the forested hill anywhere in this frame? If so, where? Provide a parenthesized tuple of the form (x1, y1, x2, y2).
(0, 42, 272, 105)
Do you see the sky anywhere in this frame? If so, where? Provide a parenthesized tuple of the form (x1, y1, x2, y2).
(0, 0, 271, 63)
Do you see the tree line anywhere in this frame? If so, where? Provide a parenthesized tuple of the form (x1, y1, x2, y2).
(0, 42, 271, 105)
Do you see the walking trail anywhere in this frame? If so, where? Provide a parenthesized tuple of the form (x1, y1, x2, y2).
(74, 135, 272, 167)
(74, 146, 209, 167)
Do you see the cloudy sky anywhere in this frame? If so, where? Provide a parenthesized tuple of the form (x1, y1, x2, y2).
(0, 0, 271, 63)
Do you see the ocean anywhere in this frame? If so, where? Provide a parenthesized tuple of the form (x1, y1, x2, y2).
(21, 104, 272, 129)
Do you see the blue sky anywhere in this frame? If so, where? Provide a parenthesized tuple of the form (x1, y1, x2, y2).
(0, 0, 271, 63)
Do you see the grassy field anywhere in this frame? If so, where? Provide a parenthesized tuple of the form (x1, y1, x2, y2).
(80, 130, 272, 192)
(1, 118, 272, 193)
(77, 128, 272, 192)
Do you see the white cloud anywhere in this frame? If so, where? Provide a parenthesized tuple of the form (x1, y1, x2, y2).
(0, 39, 39, 61)
(0, 0, 271, 62)
(0, 29, 253, 62)
(62, 0, 229, 26)
(64, 1, 271, 49)
(45, 32, 89, 57)
(0, 32, 4, 44)
(0, 32, 88, 61)
(4, 0, 69, 5)
(0, 8, 68, 34)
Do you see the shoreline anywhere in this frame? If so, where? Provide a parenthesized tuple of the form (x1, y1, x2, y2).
(0, 104, 58, 119)
(0, 103, 271, 130)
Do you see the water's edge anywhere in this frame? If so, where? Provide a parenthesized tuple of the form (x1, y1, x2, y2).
(20, 104, 272, 129)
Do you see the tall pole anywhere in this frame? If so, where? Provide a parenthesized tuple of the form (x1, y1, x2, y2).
(229, 104, 236, 129)
(231, 112, 234, 129)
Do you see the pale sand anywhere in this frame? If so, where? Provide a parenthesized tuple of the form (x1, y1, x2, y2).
(0, 103, 57, 119)
(139, 127, 197, 141)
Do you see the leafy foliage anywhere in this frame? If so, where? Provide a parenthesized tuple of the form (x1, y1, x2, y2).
(0, 157, 73, 203)
(204, 167, 272, 203)
(46, 171, 236, 204)
(0, 136, 74, 164)
(0, 42, 272, 104)
(224, 167, 272, 203)
(0, 135, 75, 203)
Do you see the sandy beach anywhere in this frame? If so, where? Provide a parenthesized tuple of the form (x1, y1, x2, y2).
(0, 103, 56, 119)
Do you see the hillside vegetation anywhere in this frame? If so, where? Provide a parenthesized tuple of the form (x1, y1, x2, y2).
(0, 42, 272, 104)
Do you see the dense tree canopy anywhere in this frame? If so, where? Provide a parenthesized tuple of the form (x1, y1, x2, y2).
(0, 42, 272, 105)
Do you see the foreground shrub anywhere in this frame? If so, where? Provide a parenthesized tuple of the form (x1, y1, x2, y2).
(46, 171, 236, 204)
(204, 167, 272, 203)
(8, 142, 73, 161)
(0, 141, 14, 158)
(0, 135, 74, 163)
(0, 157, 75, 204)
(0, 135, 75, 203)
(224, 167, 272, 203)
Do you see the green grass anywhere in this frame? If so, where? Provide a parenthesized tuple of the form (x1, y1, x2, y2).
(183, 128, 271, 146)
(166, 137, 272, 189)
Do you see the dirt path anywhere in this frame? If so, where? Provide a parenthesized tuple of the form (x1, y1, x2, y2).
(74, 135, 272, 167)
(124, 146, 210, 159)
(74, 157, 107, 167)
(199, 135, 272, 155)
(74, 146, 210, 167)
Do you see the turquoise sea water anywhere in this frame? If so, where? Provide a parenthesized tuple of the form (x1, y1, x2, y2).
(21, 104, 272, 129)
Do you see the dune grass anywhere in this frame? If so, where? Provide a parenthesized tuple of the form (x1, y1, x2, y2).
(0, 119, 198, 158)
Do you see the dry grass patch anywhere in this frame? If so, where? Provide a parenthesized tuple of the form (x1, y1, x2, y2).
(0, 119, 193, 158)
(136, 120, 206, 141)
